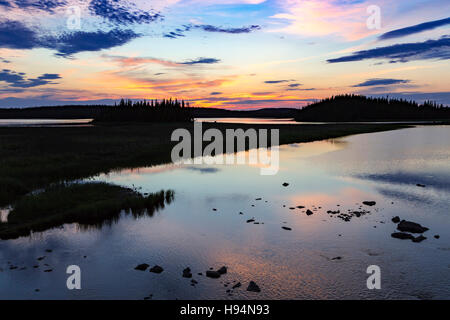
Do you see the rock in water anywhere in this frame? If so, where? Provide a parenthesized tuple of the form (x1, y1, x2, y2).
(217, 266, 227, 275)
(434, 235, 440, 239)
(306, 209, 313, 216)
(282, 183, 289, 187)
(149, 265, 164, 274)
(135, 263, 149, 271)
(416, 184, 426, 187)
(412, 235, 427, 243)
(392, 216, 400, 223)
(232, 282, 241, 289)
(206, 270, 221, 279)
(391, 232, 414, 240)
(183, 267, 192, 278)
(246, 219, 255, 223)
(397, 220, 429, 233)
(247, 281, 261, 293)
(282, 226, 292, 231)
(362, 201, 376, 206)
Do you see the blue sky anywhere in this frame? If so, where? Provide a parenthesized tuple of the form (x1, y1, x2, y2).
(0, 0, 449, 108)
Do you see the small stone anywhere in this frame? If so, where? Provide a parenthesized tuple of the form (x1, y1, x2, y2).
(247, 281, 261, 293)
(217, 266, 227, 275)
(282, 226, 292, 231)
(362, 201, 376, 206)
(392, 216, 400, 223)
(282, 183, 289, 187)
(434, 235, 440, 239)
(135, 263, 149, 271)
(412, 235, 427, 243)
(232, 282, 241, 289)
(183, 267, 192, 278)
(306, 209, 313, 216)
(391, 232, 414, 240)
(206, 270, 221, 278)
(149, 265, 164, 274)
(416, 184, 426, 187)
(331, 256, 342, 260)
(246, 219, 255, 223)
(397, 220, 429, 233)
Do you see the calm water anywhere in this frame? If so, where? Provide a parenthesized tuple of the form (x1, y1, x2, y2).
(0, 119, 93, 127)
(195, 118, 300, 124)
(1, 126, 449, 299)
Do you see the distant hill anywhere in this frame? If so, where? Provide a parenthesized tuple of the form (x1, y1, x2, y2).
(295, 94, 450, 122)
(0, 105, 299, 120)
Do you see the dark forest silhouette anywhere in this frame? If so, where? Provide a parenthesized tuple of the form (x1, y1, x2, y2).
(295, 94, 450, 122)
(94, 98, 193, 122)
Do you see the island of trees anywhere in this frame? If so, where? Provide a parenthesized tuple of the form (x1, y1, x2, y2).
(95, 98, 193, 122)
(295, 94, 450, 122)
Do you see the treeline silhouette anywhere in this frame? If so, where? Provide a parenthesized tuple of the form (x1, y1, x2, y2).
(295, 94, 450, 122)
(95, 98, 193, 122)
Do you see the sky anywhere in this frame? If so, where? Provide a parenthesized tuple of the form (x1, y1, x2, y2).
(0, 0, 449, 109)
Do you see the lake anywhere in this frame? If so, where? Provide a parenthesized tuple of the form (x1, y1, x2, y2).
(0, 125, 449, 299)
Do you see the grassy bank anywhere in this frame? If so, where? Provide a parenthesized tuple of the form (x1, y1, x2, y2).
(0, 122, 408, 206)
(0, 183, 174, 240)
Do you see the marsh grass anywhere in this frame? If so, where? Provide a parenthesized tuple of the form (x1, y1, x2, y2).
(0, 182, 174, 240)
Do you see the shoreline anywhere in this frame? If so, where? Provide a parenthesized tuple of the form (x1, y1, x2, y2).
(0, 122, 410, 207)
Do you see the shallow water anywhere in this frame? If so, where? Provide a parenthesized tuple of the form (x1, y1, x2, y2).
(1, 126, 449, 299)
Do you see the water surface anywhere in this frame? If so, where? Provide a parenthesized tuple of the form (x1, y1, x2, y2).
(1, 126, 449, 299)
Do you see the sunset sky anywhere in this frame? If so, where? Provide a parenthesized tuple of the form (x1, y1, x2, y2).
(0, 0, 449, 109)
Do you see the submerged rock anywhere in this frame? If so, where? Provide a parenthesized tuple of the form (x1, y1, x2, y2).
(232, 282, 241, 289)
(392, 216, 400, 223)
(183, 267, 192, 278)
(217, 266, 227, 275)
(362, 201, 376, 206)
(247, 281, 261, 293)
(397, 220, 429, 233)
(412, 235, 427, 243)
(135, 263, 149, 271)
(206, 270, 221, 279)
(149, 265, 164, 274)
(391, 232, 414, 240)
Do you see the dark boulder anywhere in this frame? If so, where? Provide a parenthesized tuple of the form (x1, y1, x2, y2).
(416, 184, 426, 187)
(217, 266, 227, 275)
(391, 232, 414, 240)
(392, 216, 400, 223)
(412, 235, 427, 243)
(362, 201, 376, 206)
(247, 281, 261, 293)
(282, 183, 289, 187)
(282, 226, 292, 231)
(183, 267, 192, 278)
(135, 263, 149, 271)
(434, 235, 440, 239)
(397, 220, 429, 233)
(206, 270, 221, 279)
(306, 209, 313, 216)
(149, 265, 164, 274)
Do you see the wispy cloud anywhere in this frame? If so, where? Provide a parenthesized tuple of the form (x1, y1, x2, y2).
(102, 55, 221, 67)
(379, 17, 450, 40)
(163, 23, 261, 39)
(353, 78, 411, 87)
(327, 36, 450, 63)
